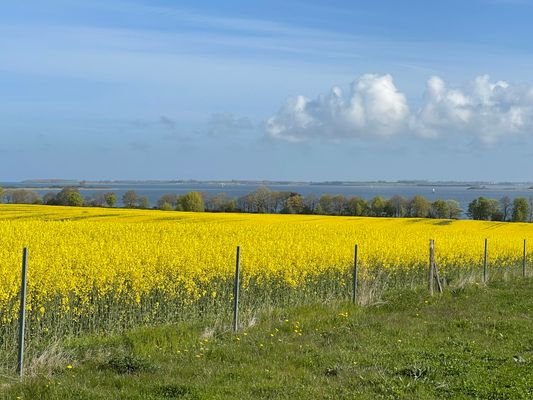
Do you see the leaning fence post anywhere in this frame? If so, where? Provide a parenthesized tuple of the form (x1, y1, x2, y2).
(483, 238, 488, 283)
(352, 244, 358, 304)
(523, 239, 527, 278)
(232, 246, 241, 333)
(429, 240, 435, 296)
(17, 247, 29, 378)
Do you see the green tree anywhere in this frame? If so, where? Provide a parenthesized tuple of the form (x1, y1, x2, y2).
(512, 197, 529, 222)
(122, 190, 138, 208)
(6, 189, 41, 204)
(104, 192, 117, 207)
(408, 195, 430, 218)
(446, 200, 462, 219)
(137, 196, 150, 209)
(500, 196, 512, 221)
(53, 187, 83, 206)
(66, 191, 84, 207)
(467, 197, 499, 220)
(431, 200, 449, 219)
(179, 191, 205, 212)
(387, 195, 407, 217)
(157, 193, 179, 209)
(345, 196, 366, 216)
(319, 194, 334, 215)
(368, 196, 386, 217)
(283, 193, 305, 214)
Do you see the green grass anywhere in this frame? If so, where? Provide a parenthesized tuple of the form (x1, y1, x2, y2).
(2, 278, 533, 399)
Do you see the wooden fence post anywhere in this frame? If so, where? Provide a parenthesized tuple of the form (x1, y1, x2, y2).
(17, 248, 29, 378)
(352, 244, 358, 304)
(232, 246, 241, 333)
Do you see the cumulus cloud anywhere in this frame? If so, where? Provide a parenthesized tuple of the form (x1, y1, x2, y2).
(414, 75, 533, 144)
(265, 74, 409, 142)
(266, 74, 533, 145)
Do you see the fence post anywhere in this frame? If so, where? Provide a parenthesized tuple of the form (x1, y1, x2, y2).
(232, 246, 241, 333)
(523, 239, 527, 278)
(429, 239, 434, 296)
(17, 248, 29, 378)
(352, 244, 358, 304)
(483, 238, 488, 283)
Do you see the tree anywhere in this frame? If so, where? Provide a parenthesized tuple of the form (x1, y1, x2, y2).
(253, 186, 273, 213)
(500, 196, 512, 221)
(49, 187, 84, 206)
(104, 192, 117, 207)
(319, 194, 334, 215)
(467, 197, 499, 220)
(430, 199, 449, 219)
(512, 197, 529, 222)
(345, 196, 366, 216)
(66, 191, 84, 207)
(368, 196, 386, 217)
(122, 190, 138, 208)
(330, 195, 347, 215)
(157, 193, 178, 209)
(387, 195, 407, 217)
(445, 200, 462, 219)
(283, 193, 305, 214)
(179, 191, 205, 212)
(408, 195, 430, 218)
(137, 196, 150, 209)
(205, 193, 236, 212)
(302, 194, 319, 214)
(87, 194, 106, 207)
(6, 189, 41, 204)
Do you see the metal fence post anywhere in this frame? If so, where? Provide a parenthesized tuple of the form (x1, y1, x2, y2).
(232, 246, 241, 333)
(352, 244, 358, 304)
(483, 238, 488, 283)
(17, 248, 29, 378)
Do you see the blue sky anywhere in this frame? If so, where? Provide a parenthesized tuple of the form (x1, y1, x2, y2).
(2, 0, 533, 181)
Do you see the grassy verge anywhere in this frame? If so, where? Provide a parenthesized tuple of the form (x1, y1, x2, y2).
(2, 278, 533, 399)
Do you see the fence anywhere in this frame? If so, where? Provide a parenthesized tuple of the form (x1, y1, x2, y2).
(9, 237, 530, 377)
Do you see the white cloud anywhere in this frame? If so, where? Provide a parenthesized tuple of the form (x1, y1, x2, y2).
(265, 74, 409, 142)
(267, 74, 533, 145)
(415, 74, 533, 144)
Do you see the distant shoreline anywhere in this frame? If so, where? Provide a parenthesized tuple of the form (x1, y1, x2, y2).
(11, 179, 533, 187)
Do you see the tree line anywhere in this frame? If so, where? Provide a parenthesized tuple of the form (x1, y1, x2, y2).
(1, 186, 532, 222)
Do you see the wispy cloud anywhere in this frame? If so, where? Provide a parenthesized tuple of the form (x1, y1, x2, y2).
(207, 113, 254, 137)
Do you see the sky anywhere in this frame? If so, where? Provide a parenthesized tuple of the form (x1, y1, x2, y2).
(2, 0, 533, 182)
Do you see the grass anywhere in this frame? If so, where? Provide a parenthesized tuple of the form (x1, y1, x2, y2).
(2, 278, 533, 399)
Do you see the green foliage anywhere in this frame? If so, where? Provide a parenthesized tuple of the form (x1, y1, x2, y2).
(445, 200, 462, 219)
(66, 191, 84, 207)
(122, 190, 138, 208)
(409, 195, 430, 218)
(179, 192, 205, 212)
(104, 192, 117, 208)
(512, 197, 529, 222)
(431, 199, 449, 219)
(369, 196, 386, 216)
(467, 197, 500, 220)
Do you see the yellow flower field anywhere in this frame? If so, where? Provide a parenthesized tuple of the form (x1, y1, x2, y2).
(0, 204, 532, 326)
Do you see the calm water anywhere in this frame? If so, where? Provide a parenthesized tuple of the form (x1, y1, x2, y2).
(2, 181, 533, 218)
